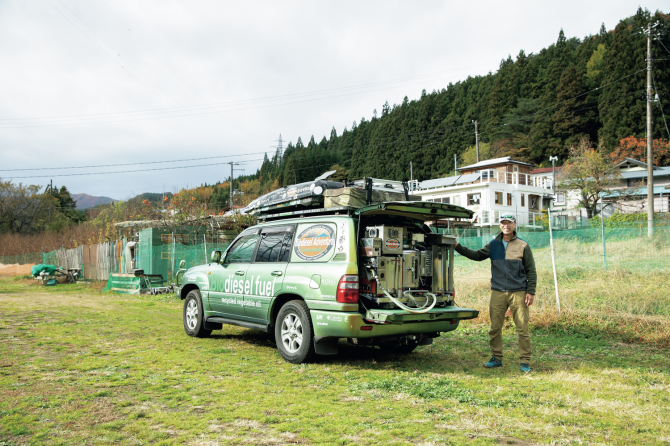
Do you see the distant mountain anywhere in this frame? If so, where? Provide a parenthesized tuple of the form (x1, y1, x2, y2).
(129, 192, 173, 205)
(72, 193, 117, 209)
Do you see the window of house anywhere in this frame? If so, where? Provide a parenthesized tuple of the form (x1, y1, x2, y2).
(453, 195, 461, 206)
(467, 193, 480, 205)
(513, 166, 518, 172)
(521, 194, 525, 207)
(507, 193, 512, 206)
(495, 192, 503, 204)
(441, 197, 450, 204)
(555, 192, 565, 204)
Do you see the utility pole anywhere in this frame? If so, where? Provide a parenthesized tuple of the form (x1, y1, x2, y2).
(226, 162, 242, 212)
(475, 121, 480, 163)
(454, 154, 458, 173)
(410, 161, 413, 183)
(645, 22, 658, 237)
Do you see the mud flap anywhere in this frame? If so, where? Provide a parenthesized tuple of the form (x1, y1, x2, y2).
(314, 336, 339, 355)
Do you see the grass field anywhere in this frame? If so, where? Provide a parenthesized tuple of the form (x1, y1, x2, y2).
(1, 275, 670, 445)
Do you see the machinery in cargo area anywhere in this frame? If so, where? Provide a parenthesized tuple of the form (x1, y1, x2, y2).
(358, 223, 455, 314)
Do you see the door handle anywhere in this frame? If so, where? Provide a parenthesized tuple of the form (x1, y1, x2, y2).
(235, 271, 245, 276)
(271, 271, 283, 277)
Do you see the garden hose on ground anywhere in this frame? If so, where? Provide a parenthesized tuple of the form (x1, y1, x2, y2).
(367, 266, 437, 314)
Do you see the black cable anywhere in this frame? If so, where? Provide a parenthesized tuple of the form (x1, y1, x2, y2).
(652, 72, 670, 140)
(0, 151, 271, 172)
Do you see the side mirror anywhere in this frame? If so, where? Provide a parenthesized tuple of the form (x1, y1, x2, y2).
(179, 260, 186, 269)
(210, 250, 222, 263)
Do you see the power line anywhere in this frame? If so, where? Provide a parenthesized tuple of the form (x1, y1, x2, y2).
(45, 0, 247, 150)
(0, 151, 271, 172)
(652, 72, 670, 140)
(0, 63, 494, 127)
(7, 158, 267, 179)
(0, 70, 492, 129)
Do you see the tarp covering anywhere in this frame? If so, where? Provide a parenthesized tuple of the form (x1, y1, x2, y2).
(324, 187, 420, 208)
(242, 179, 344, 214)
(30, 264, 59, 277)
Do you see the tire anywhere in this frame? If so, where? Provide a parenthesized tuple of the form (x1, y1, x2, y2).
(183, 290, 211, 338)
(378, 343, 418, 355)
(275, 300, 315, 364)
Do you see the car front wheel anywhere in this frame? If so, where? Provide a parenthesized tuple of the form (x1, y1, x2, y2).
(183, 290, 211, 338)
(275, 300, 315, 364)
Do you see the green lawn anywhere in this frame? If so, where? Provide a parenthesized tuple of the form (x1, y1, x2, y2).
(1, 278, 669, 445)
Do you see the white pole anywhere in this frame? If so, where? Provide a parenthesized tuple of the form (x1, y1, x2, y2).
(204, 234, 207, 263)
(171, 232, 175, 279)
(547, 209, 561, 315)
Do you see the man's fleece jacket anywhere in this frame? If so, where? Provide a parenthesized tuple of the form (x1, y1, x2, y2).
(455, 232, 537, 295)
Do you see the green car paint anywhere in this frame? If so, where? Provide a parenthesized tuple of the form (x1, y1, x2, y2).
(177, 203, 479, 362)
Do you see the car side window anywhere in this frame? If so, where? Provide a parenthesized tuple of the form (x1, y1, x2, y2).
(255, 226, 295, 263)
(224, 233, 260, 263)
(255, 231, 285, 262)
(278, 232, 294, 262)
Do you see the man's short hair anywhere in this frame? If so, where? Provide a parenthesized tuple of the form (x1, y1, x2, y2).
(499, 214, 516, 223)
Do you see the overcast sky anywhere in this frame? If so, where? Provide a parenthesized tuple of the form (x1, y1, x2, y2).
(0, 1, 665, 201)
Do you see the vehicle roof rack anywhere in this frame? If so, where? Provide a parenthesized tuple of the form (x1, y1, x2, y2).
(256, 206, 355, 222)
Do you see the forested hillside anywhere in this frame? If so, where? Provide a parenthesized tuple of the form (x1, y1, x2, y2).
(218, 8, 670, 206)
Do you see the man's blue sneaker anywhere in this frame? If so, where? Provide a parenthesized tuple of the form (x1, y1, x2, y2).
(484, 357, 502, 368)
(520, 363, 531, 373)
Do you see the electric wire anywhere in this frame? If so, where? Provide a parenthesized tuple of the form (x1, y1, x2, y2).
(3, 92, 638, 179)
(0, 64, 494, 127)
(652, 72, 670, 140)
(0, 151, 271, 172)
(657, 39, 670, 57)
(45, 0, 248, 150)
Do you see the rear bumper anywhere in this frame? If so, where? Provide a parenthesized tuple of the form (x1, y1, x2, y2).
(310, 306, 479, 338)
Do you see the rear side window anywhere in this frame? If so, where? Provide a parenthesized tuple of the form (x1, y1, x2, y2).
(225, 233, 260, 263)
(255, 226, 295, 263)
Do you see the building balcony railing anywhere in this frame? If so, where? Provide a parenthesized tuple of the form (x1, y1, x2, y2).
(480, 171, 553, 189)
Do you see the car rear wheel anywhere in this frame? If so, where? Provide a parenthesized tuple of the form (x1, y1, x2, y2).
(275, 300, 315, 364)
(183, 290, 211, 338)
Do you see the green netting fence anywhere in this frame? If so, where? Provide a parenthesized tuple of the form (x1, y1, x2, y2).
(0, 252, 43, 265)
(145, 242, 231, 283)
(453, 220, 670, 272)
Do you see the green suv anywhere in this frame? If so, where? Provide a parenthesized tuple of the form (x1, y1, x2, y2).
(177, 201, 479, 363)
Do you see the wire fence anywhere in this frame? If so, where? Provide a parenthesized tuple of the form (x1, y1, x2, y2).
(453, 220, 670, 273)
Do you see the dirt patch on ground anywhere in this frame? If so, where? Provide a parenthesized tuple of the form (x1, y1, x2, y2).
(0, 288, 124, 313)
(197, 419, 310, 445)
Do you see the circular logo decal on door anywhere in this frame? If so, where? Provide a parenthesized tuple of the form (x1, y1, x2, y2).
(294, 225, 335, 261)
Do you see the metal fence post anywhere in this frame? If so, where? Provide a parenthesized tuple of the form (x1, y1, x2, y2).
(547, 209, 561, 315)
(601, 212, 607, 270)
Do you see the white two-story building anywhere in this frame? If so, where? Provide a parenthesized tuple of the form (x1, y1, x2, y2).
(413, 157, 554, 228)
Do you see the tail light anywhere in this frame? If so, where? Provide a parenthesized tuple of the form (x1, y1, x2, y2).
(336, 275, 359, 303)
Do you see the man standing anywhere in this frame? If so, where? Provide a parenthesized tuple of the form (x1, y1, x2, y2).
(455, 214, 536, 373)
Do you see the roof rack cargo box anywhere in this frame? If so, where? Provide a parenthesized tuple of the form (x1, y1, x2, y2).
(242, 177, 344, 215)
(324, 187, 421, 208)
